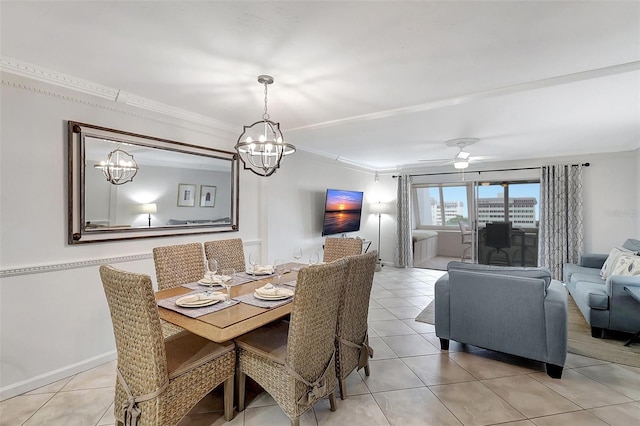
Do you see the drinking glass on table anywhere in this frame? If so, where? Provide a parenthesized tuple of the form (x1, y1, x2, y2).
(274, 259, 285, 286)
(206, 258, 218, 280)
(309, 252, 320, 266)
(292, 248, 302, 270)
(220, 268, 235, 304)
(248, 253, 258, 276)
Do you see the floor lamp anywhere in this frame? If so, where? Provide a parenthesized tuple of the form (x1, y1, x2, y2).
(371, 201, 386, 271)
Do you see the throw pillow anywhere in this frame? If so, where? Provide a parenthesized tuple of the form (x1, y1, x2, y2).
(610, 254, 640, 277)
(601, 247, 634, 279)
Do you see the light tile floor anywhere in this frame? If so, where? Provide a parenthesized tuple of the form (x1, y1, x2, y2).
(2, 267, 640, 425)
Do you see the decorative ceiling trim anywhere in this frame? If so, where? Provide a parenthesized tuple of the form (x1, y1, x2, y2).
(288, 61, 640, 132)
(0, 56, 238, 133)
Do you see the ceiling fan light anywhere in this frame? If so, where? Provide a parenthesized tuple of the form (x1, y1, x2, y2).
(454, 159, 469, 169)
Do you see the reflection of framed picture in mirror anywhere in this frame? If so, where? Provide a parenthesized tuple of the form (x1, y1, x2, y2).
(200, 185, 217, 207)
(177, 183, 196, 207)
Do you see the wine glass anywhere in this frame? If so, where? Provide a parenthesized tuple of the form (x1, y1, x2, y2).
(292, 248, 302, 270)
(206, 258, 218, 280)
(248, 253, 258, 276)
(309, 252, 320, 265)
(220, 268, 235, 304)
(274, 259, 285, 286)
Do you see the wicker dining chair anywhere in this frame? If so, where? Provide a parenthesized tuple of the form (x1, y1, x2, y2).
(204, 238, 246, 272)
(99, 265, 236, 426)
(322, 237, 363, 263)
(335, 250, 377, 399)
(235, 259, 349, 426)
(152, 242, 205, 338)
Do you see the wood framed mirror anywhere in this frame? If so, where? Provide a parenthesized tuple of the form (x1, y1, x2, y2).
(68, 121, 239, 244)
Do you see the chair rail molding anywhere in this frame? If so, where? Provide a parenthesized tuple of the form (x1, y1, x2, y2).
(0, 254, 153, 278)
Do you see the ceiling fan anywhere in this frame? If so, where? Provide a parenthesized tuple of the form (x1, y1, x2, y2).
(419, 138, 486, 169)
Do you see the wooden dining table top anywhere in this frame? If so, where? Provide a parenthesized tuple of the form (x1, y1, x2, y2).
(155, 265, 299, 343)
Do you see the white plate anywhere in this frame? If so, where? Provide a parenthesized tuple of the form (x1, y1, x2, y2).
(176, 295, 221, 308)
(253, 289, 294, 300)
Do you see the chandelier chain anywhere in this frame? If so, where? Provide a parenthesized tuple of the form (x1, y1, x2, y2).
(262, 82, 270, 121)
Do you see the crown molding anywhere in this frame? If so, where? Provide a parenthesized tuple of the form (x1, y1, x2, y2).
(0, 56, 238, 133)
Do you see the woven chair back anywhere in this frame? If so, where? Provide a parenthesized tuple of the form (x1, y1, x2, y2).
(335, 251, 378, 376)
(153, 242, 205, 290)
(323, 237, 363, 263)
(204, 238, 246, 272)
(99, 265, 169, 398)
(287, 258, 348, 383)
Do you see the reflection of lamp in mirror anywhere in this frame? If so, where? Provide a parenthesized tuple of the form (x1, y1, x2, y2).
(94, 146, 138, 185)
(140, 203, 157, 227)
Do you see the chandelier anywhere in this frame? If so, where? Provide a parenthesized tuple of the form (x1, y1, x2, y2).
(234, 75, 296, 177)
(94, 146, 138, 185)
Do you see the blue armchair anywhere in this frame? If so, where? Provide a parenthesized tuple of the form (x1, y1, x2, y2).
(435, 262, 567, 378)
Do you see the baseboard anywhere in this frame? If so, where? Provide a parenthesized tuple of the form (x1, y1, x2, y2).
(0, 350, 117, 401)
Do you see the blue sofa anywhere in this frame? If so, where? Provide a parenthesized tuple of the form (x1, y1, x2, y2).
(563, 238, 640, 338)
(435, 262, 567, 378)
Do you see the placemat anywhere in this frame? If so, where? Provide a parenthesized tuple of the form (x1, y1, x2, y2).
(233, 292, 293, 309)
(282, 280, 297, 288)
(157, 291, 239, 318)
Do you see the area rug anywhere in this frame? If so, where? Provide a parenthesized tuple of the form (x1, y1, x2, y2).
(415, 297, 640, 367)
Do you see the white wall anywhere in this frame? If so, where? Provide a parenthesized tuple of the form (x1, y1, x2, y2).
(0, 76, 258, 399)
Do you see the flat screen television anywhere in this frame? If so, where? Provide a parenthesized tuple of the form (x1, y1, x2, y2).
(321, 189, 364, 236)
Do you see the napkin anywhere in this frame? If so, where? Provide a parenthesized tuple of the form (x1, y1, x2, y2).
(255, 283, 294, 298)
(251, 265, 274, 274)
(177, 292, 225, 306)
(199, 276, 223, 285)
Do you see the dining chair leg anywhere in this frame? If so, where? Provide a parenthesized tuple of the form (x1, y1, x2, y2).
(329, 391, 337, 411)
(364, 361, 370, 377)
(237, 371, 246, 412)
(223, 376, 235, 421)
(291, 418, 300, 426)
(338, 378, 347, 400)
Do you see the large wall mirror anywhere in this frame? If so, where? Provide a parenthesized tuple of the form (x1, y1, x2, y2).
(68, 121, 239, 244)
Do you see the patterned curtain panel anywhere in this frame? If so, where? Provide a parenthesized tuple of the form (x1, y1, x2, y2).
(395, 174, 413, 267)
(538, 164, 584, 280)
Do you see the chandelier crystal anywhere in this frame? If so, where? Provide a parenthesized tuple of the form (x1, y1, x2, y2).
(94, 146, 138, 185)
(234, 75, 296, 177)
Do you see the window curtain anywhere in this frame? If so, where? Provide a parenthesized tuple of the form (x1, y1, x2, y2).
(395, 174, 413, 267)
(538, 164, 584, 280)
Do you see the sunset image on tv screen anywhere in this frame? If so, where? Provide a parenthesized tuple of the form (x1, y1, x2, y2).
(322, 189, 364, 236)
(325, 190, 363, 212)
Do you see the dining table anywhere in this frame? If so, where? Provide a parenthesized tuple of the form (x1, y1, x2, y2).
(155, 263, 301, 343)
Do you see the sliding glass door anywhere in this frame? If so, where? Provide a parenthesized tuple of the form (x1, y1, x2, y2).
(476, 181, 540, 266)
